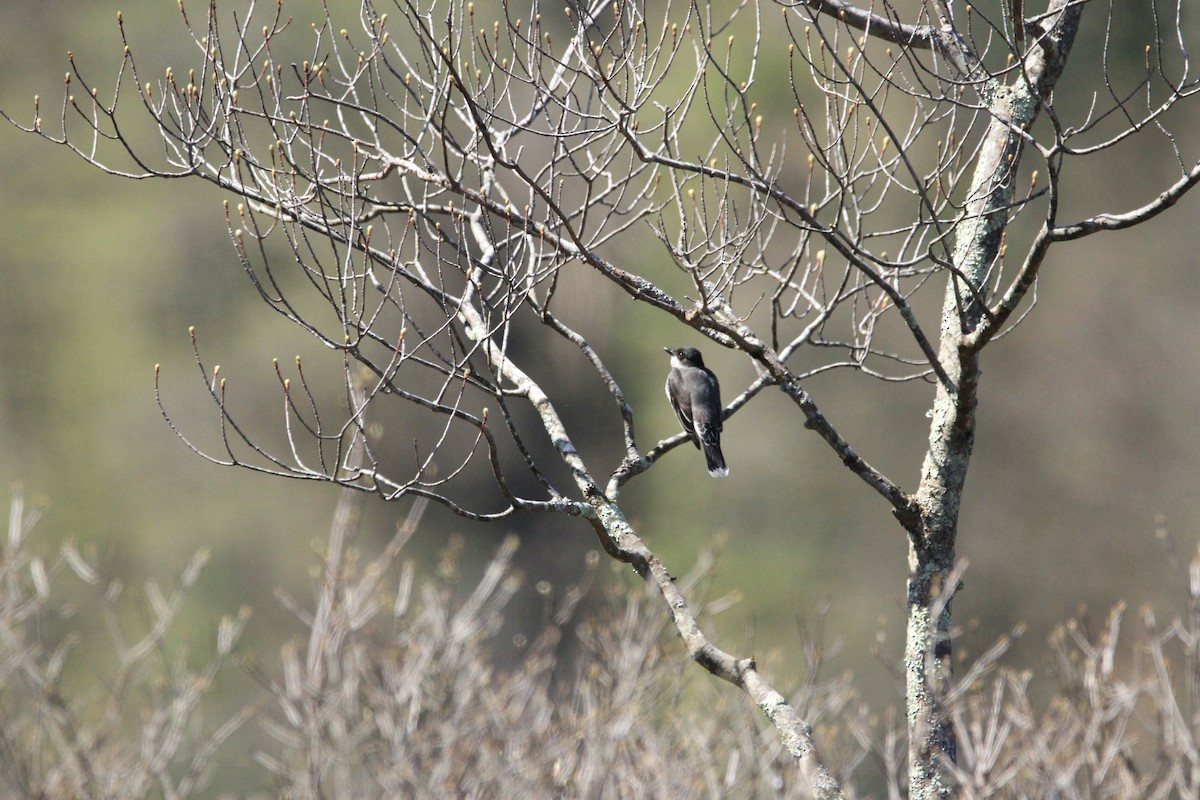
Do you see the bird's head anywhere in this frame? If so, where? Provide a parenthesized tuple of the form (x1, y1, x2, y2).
(664, 346, 705, 368)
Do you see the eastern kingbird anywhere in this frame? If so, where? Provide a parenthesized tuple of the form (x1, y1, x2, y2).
(664, 346, 729, 477)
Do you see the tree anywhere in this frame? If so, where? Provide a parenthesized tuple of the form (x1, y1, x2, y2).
(9, 0, 1200, 795)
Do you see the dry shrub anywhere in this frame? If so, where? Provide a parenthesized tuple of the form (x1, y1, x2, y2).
(1, 487, 1197, 798)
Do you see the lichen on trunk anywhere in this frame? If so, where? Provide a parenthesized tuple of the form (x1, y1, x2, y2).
(905, 6, 1083, 796)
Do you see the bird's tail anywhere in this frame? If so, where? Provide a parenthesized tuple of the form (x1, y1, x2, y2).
(704, 442, 728, 478)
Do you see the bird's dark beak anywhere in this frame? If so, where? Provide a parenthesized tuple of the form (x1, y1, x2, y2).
(663, 347, 673, 355)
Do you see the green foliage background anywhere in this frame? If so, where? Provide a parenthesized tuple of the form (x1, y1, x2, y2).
(1, 0, 1200, 791)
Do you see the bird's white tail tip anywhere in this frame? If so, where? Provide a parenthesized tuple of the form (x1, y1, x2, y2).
(709, 467, 729, 478)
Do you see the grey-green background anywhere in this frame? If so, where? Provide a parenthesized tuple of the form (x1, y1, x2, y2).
(2, 0, 1199, 789)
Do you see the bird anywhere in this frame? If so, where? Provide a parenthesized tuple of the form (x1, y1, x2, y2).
(664, 346, 728, 477)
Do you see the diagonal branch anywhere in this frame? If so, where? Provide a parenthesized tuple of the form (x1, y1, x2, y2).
(453, 273, 845, 798)
(792, 0, 937, 48)
(583, 503, 845, 799)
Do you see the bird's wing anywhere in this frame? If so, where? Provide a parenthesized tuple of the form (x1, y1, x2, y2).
(691, 370, 723, 445)
(667, 370, 701, 448)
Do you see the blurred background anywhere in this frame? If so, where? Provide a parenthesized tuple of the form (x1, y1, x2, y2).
(1, 0, 1199, 791)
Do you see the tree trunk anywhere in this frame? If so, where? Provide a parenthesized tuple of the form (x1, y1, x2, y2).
(905, 5, 1082, 796)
